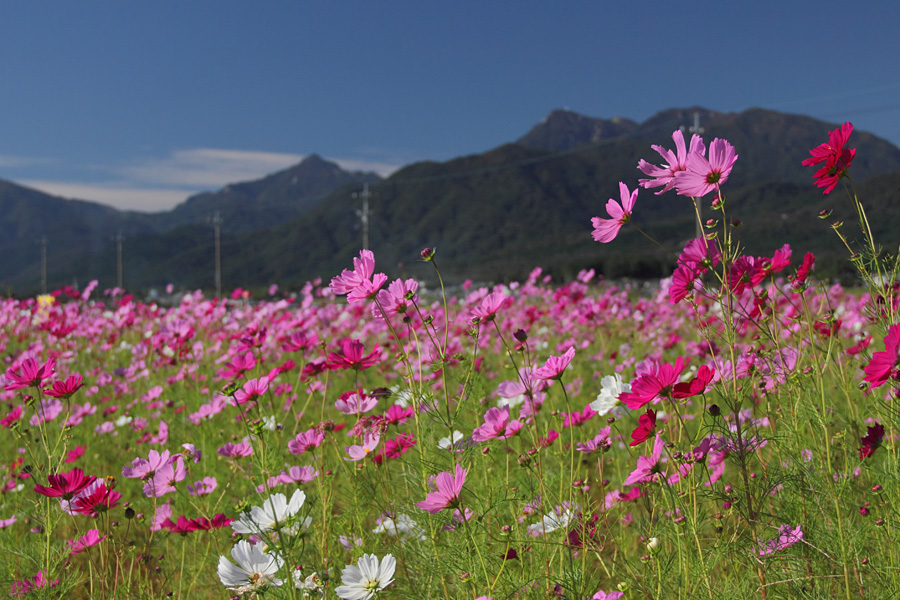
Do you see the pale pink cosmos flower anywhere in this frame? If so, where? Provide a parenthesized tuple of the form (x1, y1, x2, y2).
(122, 450, 172, 480)
(416, 464, 467, 513)
(675, 137, 738, 197)
(472, 407, 524, 442)
(187, 476, 217, 496)
(143, 456, 186, 497)
(344, 432, 380, 461)
(28, 399, 63, 426)
(532, 347, 575, 381)
(756, 524, 803, 556)
(591, 182, 638, 243)
(288, 429, 325, 455)
(219, 441, 254, 458)
(576, 426, 612, 454)
(334, 390, 378, 416)
(638, 129, 706, 194)
(0, 515, 16, 529)
(66, 529, 106, 555)
(589, 591, 624, 600)
(330, 249, 388, 304)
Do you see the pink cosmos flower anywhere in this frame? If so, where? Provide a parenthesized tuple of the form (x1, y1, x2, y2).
(218, 352, 256, 380)
(532, 347, 575, 381)
(33, 467, 97, 500)
(334, 389, 378, 415)
(4, 357, 56, 391)
(376, 278, 418, 318)
(589, 591, 624, 600)
(288, 428, 325, 455)
(218, 441, 254, 458)
(384, 404, 414, 426)
(619, 357, 686, 409)
(802, 122, 855, 194)
(10, 570, 59, 597)
(0, 406, 22, 429)
(344, 432, 381, 461)
(623, 434, 665, 486)
(471, 291, 506, 322)
(863, 324, 900, 388)
(326, 340, 382, 371)
(675, 137, 738, 197)
(637, 129, 706, 194)
(0, 515, 16, 529)
(472, 407, 524, 442)
(43, 373, 85, 399)
(66, 529, 106, 555)
(591, 182, 638, 243)
(330, 249, 388, 303)
(64, 445, 86, 464)
(756, 524, 803, 556)
(232, 376, 269, 406)
(561, 404, 596, 428)
(416, 464, 466, 513)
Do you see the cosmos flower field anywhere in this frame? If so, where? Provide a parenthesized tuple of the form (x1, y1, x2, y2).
(2, 122, 899, 600)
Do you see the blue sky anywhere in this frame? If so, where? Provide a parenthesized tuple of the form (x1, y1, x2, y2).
(1, 1, 898, 212)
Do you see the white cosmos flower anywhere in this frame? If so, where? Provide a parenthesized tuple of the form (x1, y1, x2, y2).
(373, 513, 425, 540)
(437, 430, 464, 451)
(232, 489, 307, 536)
(528, 504, 576, 536)
(217, 539, 284, 593)
(335, 553, 396, 600)
(590, 374, 630, 416)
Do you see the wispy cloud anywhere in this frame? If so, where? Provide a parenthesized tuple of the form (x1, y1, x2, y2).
(19, 180, 195, 213)
(16, 148, 405, 212)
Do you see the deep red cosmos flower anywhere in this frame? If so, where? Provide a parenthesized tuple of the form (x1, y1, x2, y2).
(858, 422, 885, 459)
(863, 324, 900, 388)
(802, 122, 855, 194)
(629, 409, 658, 447)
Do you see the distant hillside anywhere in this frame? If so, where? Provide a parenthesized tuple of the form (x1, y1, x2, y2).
(149, 154, 381, 234)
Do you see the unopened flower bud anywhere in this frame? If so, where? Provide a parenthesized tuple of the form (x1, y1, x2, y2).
(616, 582, 629, 593)
(420, 248, 435, 261)
(818, 208, 832, 219)
(708, 404, 720, 417)
(514, 329, 528, 342)
(646, 537, 660, 554)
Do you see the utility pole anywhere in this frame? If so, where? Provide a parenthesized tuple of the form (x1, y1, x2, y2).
(39, 236, 47, 294)
(208, 212, 223, 298)
(353, 183, 372, 249)
(681, 112, 706, 239)
(115, 231, 124, 290)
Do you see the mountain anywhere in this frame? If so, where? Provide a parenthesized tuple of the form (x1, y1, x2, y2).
(517, 109, 638, 151)
(150, 154, 381, 234)
(0, 155, 380, 291)
(4, 106, 900, 294)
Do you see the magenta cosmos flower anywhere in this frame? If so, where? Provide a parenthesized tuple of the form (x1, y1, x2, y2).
(756, 524, 803, 556)
(66, 529, 106, 555)
(288, 428, 325, 455)
(4, 357, 56, 391)
(33, 467, 97, 500)
(417, 464, 467, 513)
(619, 357, 687, 410)
(591, 182, 637, 243)
(326, 340, 382, 371)
(232, 376, 269, 406)
(674, 138, 738, 197)
(802, 122, 855, 194)
(637, 129, 706, 194)
(863, 324, 900, 388)
(330, 249, 388, 304)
